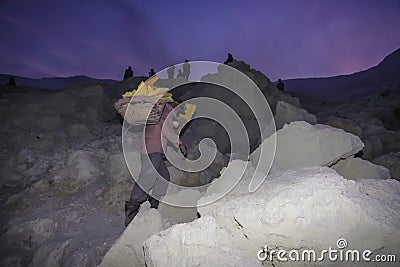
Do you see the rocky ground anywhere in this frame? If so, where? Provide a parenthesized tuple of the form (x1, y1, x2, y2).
(0, 75, 229, 266)
(0, 59, 399, 266)
(0, 82, 133, 266)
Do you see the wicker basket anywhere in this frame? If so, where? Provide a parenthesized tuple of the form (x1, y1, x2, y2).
(115, 96, 166, 125)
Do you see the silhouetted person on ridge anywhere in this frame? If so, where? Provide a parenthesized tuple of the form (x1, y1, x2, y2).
(277, 79, 285, 91)
(182, 60, 190, 81)
(167, 65, 175, 79)
(123, 66, 133, 80)
(148, 68, 156, 77)
(224, 53, 233, 64)
(176, 69, 185, 79)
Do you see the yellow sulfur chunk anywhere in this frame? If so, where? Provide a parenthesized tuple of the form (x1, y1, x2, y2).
(146, 85, 169, 96)
(135, 82, 149, 96)
(122, 76, 168, 98)
(156, 87, 169, 95)
(122, 90, 136, 98)
(161, 93, 174, 102)
(146, 76, 159, 86)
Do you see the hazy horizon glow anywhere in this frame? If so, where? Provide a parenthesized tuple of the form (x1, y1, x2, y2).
(0, 0, 399, 81)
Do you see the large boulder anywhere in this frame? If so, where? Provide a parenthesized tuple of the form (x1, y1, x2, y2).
(379, 130, 400, 154)
(331, 156, 391, 180)
(227, 60, 271, 90)
(361, 135, 383, 160)
(144, 163, 400, 266)
(77, 85, 114, 122)
(202, 60, 300, 112)
(159, 189, 202, 224)
(100, 204, 162, 267)
(144, 216, 260, 267)
(181, 119, 231, 154)
(359, 121, 387, 137)
(372, 152, 400, 180)
(250, 121, 364, 173)
(274, 101, 317, 130)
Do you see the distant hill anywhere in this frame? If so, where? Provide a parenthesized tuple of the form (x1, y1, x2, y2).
(0, 74, 117, 90)
(283, 48, 400, 100)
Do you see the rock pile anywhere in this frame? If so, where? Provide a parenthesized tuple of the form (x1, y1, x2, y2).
(101, 59, 399, 266)
(144, 165, 400, 266)
(1, 56, 399, 266)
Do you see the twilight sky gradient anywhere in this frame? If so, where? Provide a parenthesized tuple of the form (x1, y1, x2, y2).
(0, 0, 399, 81)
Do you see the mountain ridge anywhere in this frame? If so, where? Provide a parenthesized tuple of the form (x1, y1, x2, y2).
(283, 48, 400, 100)
(0, 74, 118, 90)
(2, 48, 399, 99)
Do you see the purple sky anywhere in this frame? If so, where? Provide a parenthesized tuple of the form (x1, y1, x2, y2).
(0, 0, 399, 81)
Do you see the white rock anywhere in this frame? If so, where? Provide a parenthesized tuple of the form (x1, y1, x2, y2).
(145, 166, 400, 266)
(144, 215, 260, 267)
(100, 204, 162, 267)
(200, 159, 252, 198)
(331, 156, 391, 180)
(356, 178, 400, 217)
(274, 101, 317, 130)
(159, 189, 202, 224)
(66, 150, 98, 182)
(372, 152, 400, 180)
(250, 121, 364, 173)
